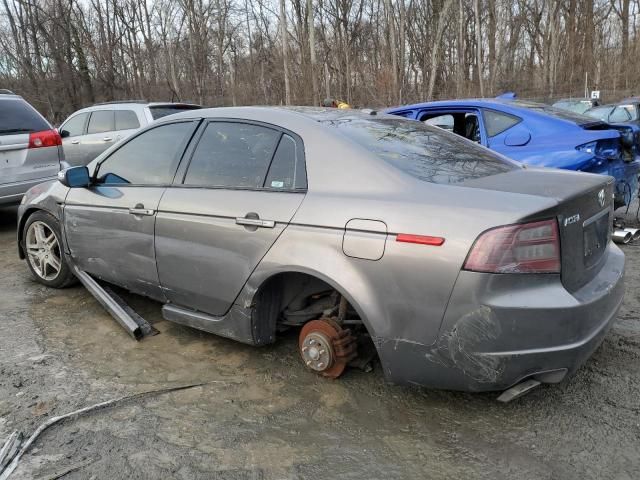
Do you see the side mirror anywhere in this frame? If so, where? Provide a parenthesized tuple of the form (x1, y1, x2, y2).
(504, 131, 531, 147)
(59, 129, 70, 139)
(57, 166, 90, 188)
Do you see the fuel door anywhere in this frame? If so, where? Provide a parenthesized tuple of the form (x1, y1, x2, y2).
(342, 219, 388, 261)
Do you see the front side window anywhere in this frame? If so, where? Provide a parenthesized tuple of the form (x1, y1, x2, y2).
(115, 110, 140, 130)
(87, 110, 114, 134)
(184, 122, 281, 188)
(60, 113, 89, 137)
(483, 110, 522, 137)
(96, 122, 194, 185)
(322, 116, 519, 185)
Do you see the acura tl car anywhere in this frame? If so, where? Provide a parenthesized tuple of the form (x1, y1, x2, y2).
(386, 99, 640, 208)
(17, 107, 624, 393)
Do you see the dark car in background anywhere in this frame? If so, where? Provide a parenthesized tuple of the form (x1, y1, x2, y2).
(0, 90, 64, 206)
(386, 99, 640, 208)
(584, 101, 640, 125)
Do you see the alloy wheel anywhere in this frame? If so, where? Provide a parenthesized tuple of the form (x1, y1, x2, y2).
(25, 221, 62, 281)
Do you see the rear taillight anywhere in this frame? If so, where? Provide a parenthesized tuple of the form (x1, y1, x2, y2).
(464, 219, 560, 274)
(28, 129, 62, 149)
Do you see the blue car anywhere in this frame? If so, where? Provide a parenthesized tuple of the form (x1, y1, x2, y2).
(385, 99, 640, 207)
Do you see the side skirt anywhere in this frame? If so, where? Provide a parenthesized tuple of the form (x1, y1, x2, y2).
(161, 303, 256, 345)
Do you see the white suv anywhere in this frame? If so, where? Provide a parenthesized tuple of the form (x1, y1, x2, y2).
(58, 101, 201, 166)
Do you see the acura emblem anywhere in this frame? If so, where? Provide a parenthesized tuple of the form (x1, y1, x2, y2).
(597, 189, 605, 207)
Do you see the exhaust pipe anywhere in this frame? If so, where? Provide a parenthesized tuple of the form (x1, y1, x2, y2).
(613, 229, 633, 244)
(623, 228, 640, 242)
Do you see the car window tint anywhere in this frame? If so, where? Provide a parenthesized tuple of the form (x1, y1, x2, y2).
(60, 113, 88, 137)
(483, 110, 521, 136)
(322, 117, 518, 184)
(0, 98, 50, 135)
(115, 110, 140, 130)
(149, 105, 202, 120)
(184, 122, 281, 188)
(264, 134, 307, 190)
(97, 122, 193, 185)
(87, 110, 114, 134)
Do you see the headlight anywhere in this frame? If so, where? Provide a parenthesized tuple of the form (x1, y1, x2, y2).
(576, 141, 598, 154)
(20, 195, 26, 205)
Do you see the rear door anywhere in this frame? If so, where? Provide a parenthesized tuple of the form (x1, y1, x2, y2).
(113, 109, 142, 142)
(155, 120, 307, 315)
(0, 97, 59, 187)
(64, 120, 198, 299)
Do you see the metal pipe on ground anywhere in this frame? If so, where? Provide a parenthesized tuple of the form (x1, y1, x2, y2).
(613, 229, 633, 244)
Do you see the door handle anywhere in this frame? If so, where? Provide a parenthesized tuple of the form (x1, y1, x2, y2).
(129, 207, 155, 216)
(102, 137, 113, 142)
(235, 217, 275, 228)
(71, 140, 80, 145)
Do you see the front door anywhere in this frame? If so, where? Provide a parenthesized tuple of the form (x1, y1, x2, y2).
(155, 121, 307, 315)
(59, 112, 90, 166)
(64, 120, 199, 300)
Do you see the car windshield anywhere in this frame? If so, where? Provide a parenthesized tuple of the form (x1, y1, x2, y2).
(0, 99, 50, 135)
(149, 105, 202, 120)
(320, 116, 519, 185)
(552, 100, 593, 114)
(511, 100, 597, 124)
(584, 106, 613, 121)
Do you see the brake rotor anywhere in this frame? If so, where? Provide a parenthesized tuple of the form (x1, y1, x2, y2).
(299, 318, 357, 378)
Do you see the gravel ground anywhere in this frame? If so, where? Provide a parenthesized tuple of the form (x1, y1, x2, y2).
(0, 204, 639, 480)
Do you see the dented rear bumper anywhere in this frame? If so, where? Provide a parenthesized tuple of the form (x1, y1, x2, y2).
(377, 242, 625, 392)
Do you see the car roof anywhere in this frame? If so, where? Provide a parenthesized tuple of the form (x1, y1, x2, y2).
(162, 105, 393, 123)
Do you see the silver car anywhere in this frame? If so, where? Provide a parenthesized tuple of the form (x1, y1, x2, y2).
(17, 107, 624, 393)
(0, 91, 64, 206)
(58, 101, 202, 166)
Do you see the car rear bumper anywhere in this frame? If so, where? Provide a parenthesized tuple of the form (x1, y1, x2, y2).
(0, 176, 57, 206)
(377, 242, 625, 392)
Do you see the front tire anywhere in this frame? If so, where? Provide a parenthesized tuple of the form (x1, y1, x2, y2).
(22, 211, 76, 288)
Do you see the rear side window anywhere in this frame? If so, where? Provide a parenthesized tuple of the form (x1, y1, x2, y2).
(149, 105, 202, 120)
(97, 122, 194, 185)
(184, 122, 281, 188)
(87, 110, 114, 134)
(423, 114, 454, 131)
(0, 98, 50, 135)
(323, 117, 518, 184)
(265, 134, 307, 190)
(115, 110, 140, 130)
(483, 110, 521, 137)
(60, 113, 88, 137)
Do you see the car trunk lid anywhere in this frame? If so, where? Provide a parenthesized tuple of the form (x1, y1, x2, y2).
(462, 168, 614, 292)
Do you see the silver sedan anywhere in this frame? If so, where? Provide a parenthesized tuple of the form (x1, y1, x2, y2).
(17, 107, 625, 393)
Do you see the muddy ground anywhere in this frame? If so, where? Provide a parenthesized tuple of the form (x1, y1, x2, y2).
(0, 204, 639, 480)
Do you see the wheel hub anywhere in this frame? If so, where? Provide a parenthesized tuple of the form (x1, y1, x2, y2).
(25, 221, 61, 281)
(299, 318, 358, 378)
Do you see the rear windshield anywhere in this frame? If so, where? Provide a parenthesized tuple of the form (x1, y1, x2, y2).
(511, 100, 596, 125)
(584, 105, 613, 121)
(149, 105, 202, 120)
(0, 98, 50, 135)
(552, 100, 593, 114)
(321, 117, 519, 184)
